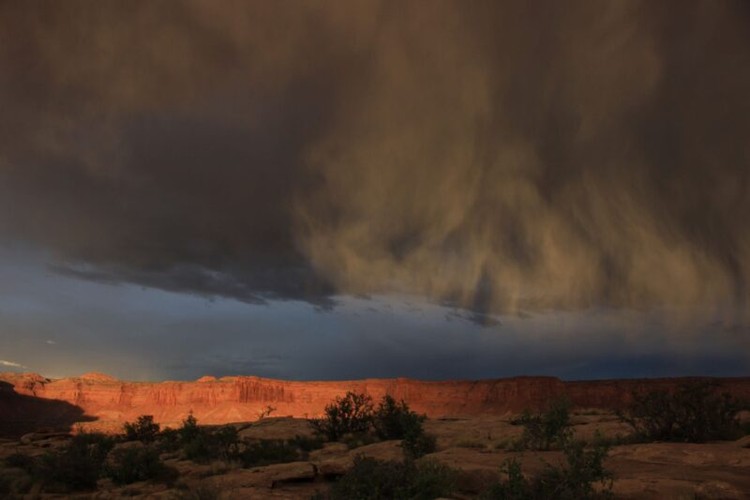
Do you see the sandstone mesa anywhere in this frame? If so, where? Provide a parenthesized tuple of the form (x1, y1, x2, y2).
(2, 372, 749, 433)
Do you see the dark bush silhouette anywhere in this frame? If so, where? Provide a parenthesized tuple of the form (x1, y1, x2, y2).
(618, 380, 747, 442)
(179, 422, 241, 464)
(0, 433, 114, 493)
(310, 392, 436, 457)
(512, 398, 572, 451)
(179, 412, 201, 442)
(311, 392, 374, 441)
(240, 439, 301, 468)
(373, 395, 425, 440)
(106, 445, 178, 485)
(35, 434, 114, 492)
(123, 414, 160, 442)
(402, 430, 437, 459)
(289, 434, 325, 452)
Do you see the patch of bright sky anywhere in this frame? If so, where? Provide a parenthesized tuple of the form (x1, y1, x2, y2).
(0, 244, 747, 381)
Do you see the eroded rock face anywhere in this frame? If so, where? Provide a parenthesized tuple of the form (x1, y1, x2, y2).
(1, 372, 749, 433)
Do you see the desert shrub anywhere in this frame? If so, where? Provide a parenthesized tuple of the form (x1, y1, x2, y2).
(212, 426, 241, 461)
(163, 414, 243, 464)
(182, 432, 215, 463)
(158, 426, 181, 453)
(181, 423, 240, 464)
(35, 438, 109, 492)
(310, 393, 437, 458)
(404, 459, 457, 499)
(123, 415, 160, 442)
(341, 431, 380, 450)
(402, 430, 437, 459)
(106, 445, 178, 486)
(480, 442, 612, 500)
(2, 433, 114, 493)
(534, 441, 612, 499)
(373, 395, 425, 440)
(329, 455, 456, 500)
(72, 431, 116, 450)
(179, 412, 202, 442)
(289, 434, 325, 452)
(479, 458, 529, 500)
(239, 439, 301, 467)
(513, 398, 572, 451)
(311, 392, 374, 441)
(618, 380, 747, 442)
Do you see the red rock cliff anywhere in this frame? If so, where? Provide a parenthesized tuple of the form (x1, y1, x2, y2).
(1, 372, 749, 433)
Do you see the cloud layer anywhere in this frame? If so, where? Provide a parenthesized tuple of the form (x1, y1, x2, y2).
(1, 1, 748, 319)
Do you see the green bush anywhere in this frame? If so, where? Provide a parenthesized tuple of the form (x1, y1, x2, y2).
(123, 415, 160, 442)
(329, 455, 456, 500)
(106, 445, 178, 485)
(311, 392, 374, 441)
(480, 442, 612, 500)
(618, 380, 747, 442)
(512, 398, 572, 450)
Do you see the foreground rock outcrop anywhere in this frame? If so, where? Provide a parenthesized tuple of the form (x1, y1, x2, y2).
(1, 372, 749, 433)
(1, 414, 749, 499)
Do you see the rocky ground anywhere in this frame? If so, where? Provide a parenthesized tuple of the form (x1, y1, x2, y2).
(1, 411, 749, 499)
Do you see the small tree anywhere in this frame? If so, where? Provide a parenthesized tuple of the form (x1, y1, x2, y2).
(514, 398, 572, 451)
(179, 412, 201, 442)
(123, 415, 160, 442)
(310, 392, 374, 441)
(373, 395, 425, 440)
(257, 405, 277, 420)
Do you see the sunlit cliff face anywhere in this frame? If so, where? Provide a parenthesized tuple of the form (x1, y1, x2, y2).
(0, 0, 748, 367)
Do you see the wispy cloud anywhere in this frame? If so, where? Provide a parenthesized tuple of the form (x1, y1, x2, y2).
(0, 359, 27, 369)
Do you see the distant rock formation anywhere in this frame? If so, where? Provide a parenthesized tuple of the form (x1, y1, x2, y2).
(1, 372, 749, 433)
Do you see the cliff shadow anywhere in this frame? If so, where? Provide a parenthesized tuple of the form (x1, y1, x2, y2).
(0, 381, 97, 438)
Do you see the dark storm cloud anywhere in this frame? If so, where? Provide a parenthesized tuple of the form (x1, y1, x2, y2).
(0, 1, 748, 319)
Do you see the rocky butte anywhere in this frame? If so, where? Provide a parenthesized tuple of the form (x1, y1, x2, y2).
(1, 372, 750, 434)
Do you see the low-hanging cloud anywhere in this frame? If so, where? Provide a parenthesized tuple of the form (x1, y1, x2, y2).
(0, 1, 748, 320)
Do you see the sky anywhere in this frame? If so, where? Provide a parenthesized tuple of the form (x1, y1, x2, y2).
(0, 1, 748, 381)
